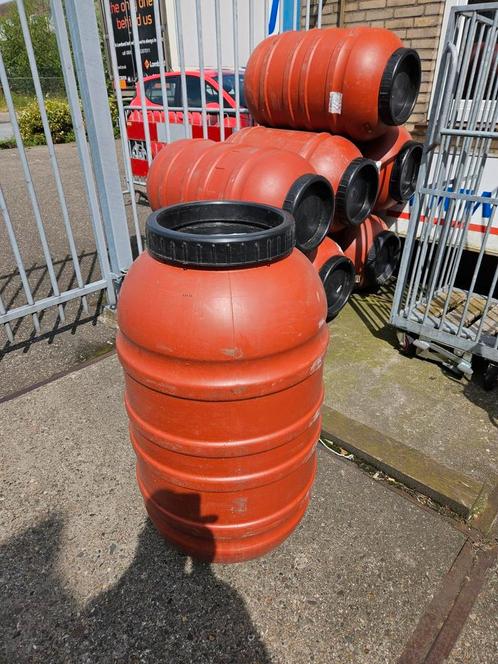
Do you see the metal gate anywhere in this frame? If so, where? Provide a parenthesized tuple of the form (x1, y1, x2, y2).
(391, 2, 498, 375)
(0, 0, 133, 343)
(1, 0, 325, 343)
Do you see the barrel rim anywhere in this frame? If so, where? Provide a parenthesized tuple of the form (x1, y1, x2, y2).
(146, 200, 295, 268)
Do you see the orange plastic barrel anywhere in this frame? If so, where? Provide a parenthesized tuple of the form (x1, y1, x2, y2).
(244, 27, 421, 141)
(146, 138, 334, 252)
(227, 126, 378, 227)
(333, 215, 401, 290)
(117, 201, 329, 563)
(360, 126, 423, 210)
(305, 237, 355, 320)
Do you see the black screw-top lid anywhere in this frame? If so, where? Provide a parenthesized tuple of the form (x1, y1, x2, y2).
(364, 230, 401, 288)
(319, 255, 355, 320)
(283, 174, 334, 252)
(146, 201, 295, 268)
(389, 140, 423, 203)
(378, 48, 421, 126)
(336, 158, 379, 227)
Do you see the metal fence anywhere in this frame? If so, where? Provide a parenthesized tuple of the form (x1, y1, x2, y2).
(0, 0, 133, 343)
(391, 2, 498, 376)
(0, 0, 326, 343)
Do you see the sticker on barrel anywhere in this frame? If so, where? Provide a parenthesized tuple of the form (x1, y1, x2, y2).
(328, 91, 342, 114)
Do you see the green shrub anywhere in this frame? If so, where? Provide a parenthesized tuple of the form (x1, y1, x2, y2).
(108, 93, 120, 137)
(18, 98, 74, 144)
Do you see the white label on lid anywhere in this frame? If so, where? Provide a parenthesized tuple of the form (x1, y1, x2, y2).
(328, 91, 342, 114)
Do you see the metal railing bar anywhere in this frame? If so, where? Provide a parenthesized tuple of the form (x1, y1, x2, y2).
(0, 50, 64, 323)
(447, 32, 498, 334)
(17, 0, 89, 321)
(174, 0, 191, 139)
(123, 102, 250, 115)
(455, 206, 498, 338)
(65, 0, 132, 276)
(128, 0, 152, 165)
(418, 15, 482, 316)
(305, 0, 311, 30)
(153, 0, 172, 144)
(434, 17, 498, 327)
(405, 17, 472, 312)
(440, 128, 498, 138)
(0, 185, 41, 334)
(233, 0, 241, 131)
(99, 0, 143, 255)
(214, 0, 225, 141)
(0, 279, 108, 325)
(418, 189, 498, 205)
(395, 38, 459, 316)
(439, 43, 498, 300)
(317, 0, 323, 28)
(404, 12, 475, 318)
(0, 294, 14, 343)
(195, 0, 209, 140)
(249, 0, 255, 51)
(52, 0, 117, 305)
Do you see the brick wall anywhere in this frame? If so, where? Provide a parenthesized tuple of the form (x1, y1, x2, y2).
(305, 0, 446, 140)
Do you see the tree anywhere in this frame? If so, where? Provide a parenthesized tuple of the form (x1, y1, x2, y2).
(0, 0, 62, 94)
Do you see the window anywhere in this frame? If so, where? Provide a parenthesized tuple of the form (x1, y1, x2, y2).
(212, 73, 246, 108)
(144, 76, 179, 107)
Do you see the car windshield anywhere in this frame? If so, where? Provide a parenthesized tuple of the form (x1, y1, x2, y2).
(213, 73, 246, 107)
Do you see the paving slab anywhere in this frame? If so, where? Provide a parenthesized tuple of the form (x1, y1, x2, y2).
(323, 288, 498, 486)
(0, 355, 469, 663)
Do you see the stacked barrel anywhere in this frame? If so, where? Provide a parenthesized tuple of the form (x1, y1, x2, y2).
(240, 26, 423, 310)
(147, 26, 422, 319)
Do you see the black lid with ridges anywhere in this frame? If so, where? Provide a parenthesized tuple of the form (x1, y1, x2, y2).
(146, 201, 295, 268)
(319, 255, 355, 320)
(379, 48, 421, 126)
(336, 158, 379, 227)
(389, 140, 423, 202)
(283, 174, 334, 252)
(365, 230, 401, 287)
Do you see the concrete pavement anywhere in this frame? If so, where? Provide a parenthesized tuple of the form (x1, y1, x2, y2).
(1, 354, 496, 663)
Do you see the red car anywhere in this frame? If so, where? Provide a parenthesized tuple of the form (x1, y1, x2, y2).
(126, 69, 251, 180)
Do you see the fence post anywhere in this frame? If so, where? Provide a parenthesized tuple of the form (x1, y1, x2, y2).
(65, 0, 133, 275)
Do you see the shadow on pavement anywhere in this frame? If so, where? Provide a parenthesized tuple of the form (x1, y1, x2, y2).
(0, 249, 110, 359)
(0, 502, 271, 663)
(348, 284, 399, 346)
(463, 359, 498, 429)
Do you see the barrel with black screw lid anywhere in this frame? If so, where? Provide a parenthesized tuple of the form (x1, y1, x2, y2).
(117, 201, 329, 563)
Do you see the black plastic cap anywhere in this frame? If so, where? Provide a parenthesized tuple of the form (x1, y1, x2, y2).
(283, 174, 334, 252)
(336, 158, 379, 227)
(146, 201, 295, 268)
(390, 140, 423, 203)
(379, 48, 421, 126)
(319, 255, 355, 320)
(364, 230, 401, 288)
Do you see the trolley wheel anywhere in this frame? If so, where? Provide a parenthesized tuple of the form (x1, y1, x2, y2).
(399, 332, 417, 358)
(483, 363, 498, 391)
